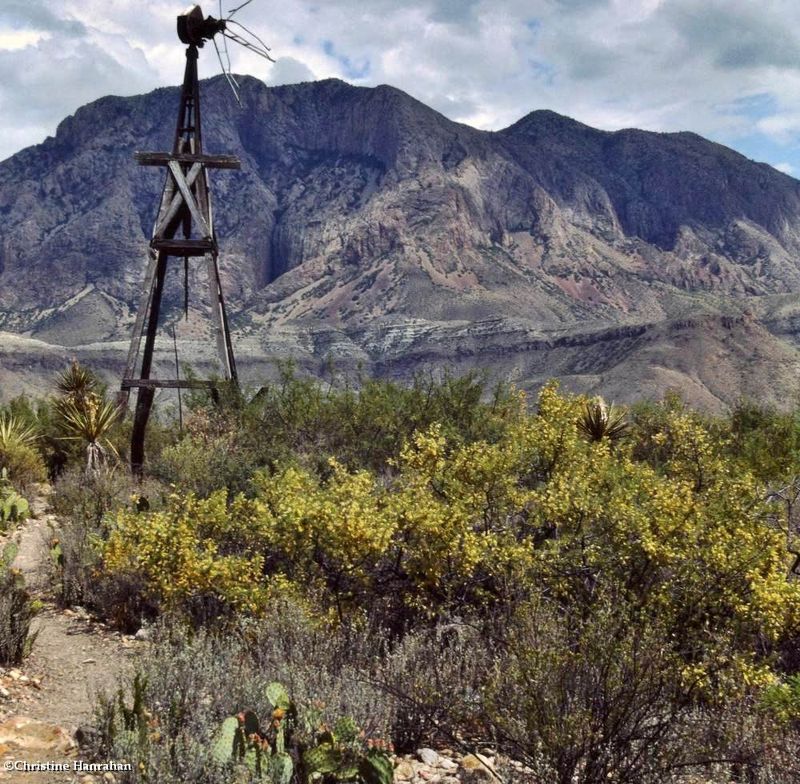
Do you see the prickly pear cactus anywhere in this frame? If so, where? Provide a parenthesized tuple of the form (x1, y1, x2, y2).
(358, 752, 394, 784)
(0, 479, 29, 526)
(270, 751, 294, 784)
(303, 743, 345, 776)
(211, 716, 239, 764)
(211, 687, 392, 784)
(266, 682, 291, 711)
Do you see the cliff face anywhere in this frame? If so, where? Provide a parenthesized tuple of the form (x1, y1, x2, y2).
(2, 75, 800, 407)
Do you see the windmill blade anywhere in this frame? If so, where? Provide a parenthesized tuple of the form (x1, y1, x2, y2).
(221, 27, 275, 61)
(212, 35, 242, 104)
(218, 0, 240, 97)
(224, 19, 275, 60)
(226, 0, 255, 17)
(221, 12, 234, 72)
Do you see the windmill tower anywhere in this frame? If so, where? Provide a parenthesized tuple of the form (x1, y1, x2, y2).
(120, 4, 272, 472)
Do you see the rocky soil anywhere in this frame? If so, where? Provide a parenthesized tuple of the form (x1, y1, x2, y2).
(0, 492, 138, 783)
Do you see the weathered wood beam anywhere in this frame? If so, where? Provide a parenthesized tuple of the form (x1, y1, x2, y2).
(135, 151, 241, 169)
(122, 378, 217, 390)
(151, 238, 215, 255)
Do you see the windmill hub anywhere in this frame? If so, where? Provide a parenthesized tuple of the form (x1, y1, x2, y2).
(177, 5, 226, 47)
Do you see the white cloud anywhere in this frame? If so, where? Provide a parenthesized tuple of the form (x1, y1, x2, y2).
(773, 162, 795, 175)
(0, 28, 49, 49)
(266, 57, 315, 85)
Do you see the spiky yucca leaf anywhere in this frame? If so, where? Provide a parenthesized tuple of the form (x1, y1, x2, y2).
(58, 396, 119, 443)
(0, 415, 38, 450)
(58, 395, 121, 473)
(55, 361, 98, 402)
(578, 398, 628, 443)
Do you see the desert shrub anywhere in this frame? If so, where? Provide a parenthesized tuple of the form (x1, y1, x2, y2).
(487, 594, 800, 784)
(151, 408, 259, 497)
(727, 399, 800, 482)
(90, 601, 495, 783)
(176, 365, 523, 494)
(372, 620, 491, 752)
(0, 441, 46, 491)
(50, 466, 165, 626)
(101, 384, 800, 665)
(0, 543, 37, 665)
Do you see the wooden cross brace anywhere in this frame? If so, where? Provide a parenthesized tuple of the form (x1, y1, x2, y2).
(135, 151, 241, 243)
(158, 161, 206, 237)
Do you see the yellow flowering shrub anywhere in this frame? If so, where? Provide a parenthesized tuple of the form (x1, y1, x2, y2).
(101, 382, 800, 697)
(103, 491, 269, 616)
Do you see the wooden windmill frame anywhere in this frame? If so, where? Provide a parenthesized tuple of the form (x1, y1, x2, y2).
(120, 4, 272, 472)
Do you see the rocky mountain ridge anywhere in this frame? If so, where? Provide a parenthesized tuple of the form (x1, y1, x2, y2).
(2, 75, 800, 408)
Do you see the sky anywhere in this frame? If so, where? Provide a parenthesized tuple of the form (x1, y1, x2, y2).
(2, 0, 800, 175)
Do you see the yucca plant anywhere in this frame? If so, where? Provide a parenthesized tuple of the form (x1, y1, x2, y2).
(578, 397, 628, 443)
(0, 414, 45, 489)
(58, 395, 121, 474)
(0, 414, 38, 450)
(53, 360, 101, 421)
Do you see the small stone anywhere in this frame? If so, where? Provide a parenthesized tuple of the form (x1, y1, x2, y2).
(81, 776, 98, 784)
(418, 748, 440, 767)
(0, 686, 9, 699)
(460, 754, 498, 783)
(103, 772, 117, 783)
(0, 715, 75, 755)
(75, 724, 101, 751)
(438, 758, 458, 772)
(134, 626, 151, 641)
(82, 658, 97, 665)
(395, 759, 416, 780)
(7, 669, 22, 681)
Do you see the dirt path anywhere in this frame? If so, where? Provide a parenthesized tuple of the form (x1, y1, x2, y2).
(0, 491, 139, 783)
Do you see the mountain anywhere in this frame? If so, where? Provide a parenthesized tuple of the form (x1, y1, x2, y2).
(2, 75, 800, 408)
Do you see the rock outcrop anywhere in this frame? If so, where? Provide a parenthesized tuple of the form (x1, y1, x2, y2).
(2, 76, 800, 407)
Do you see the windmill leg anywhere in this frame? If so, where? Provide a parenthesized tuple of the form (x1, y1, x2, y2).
(205, 252, 237, 382)
(119, 249, 160, 409)
(130, 251, 169, 474)
(218, 281, 238, 384)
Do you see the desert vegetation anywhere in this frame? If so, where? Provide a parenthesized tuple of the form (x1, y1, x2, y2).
(2, 364, 800, 782)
